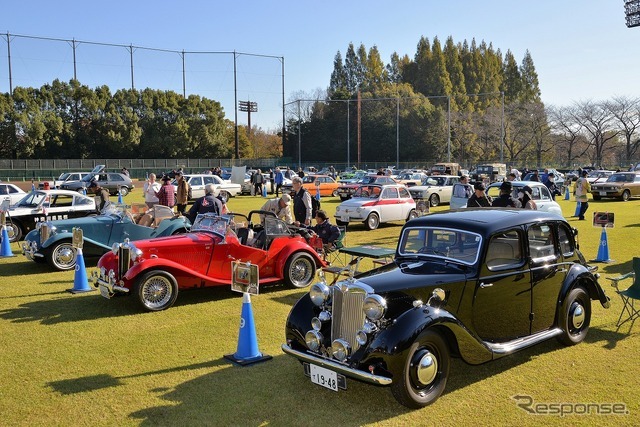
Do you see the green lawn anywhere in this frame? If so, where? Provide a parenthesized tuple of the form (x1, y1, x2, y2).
(0, 185, 638, 426)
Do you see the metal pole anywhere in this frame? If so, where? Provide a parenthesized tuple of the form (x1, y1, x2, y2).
(233, 51, 239, 159)
(297, 100, 301, 168)
(6, 33, 12, 95)
(501, 91, 504, 163)
(396, 97, 400, 169)
(181, 50, 186, 97)
(72, 38, 77, 80)
(129, 44, 134, 90)
(281, 57, 285, 150)
(347, 100, 350, 168)
(447, 95, 451, 163)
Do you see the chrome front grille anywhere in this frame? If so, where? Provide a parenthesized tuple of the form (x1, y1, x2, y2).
(40, 223, 50, 244)
(118, 245, 131, 278)
(331, 283, 367, 352)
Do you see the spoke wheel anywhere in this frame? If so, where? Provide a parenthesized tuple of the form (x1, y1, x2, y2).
(391, 330, 450, 409)
(135, 270, 179, 311)
(284, 252, 316, 288)
(47, 241, 78, 271)
(6, 222, 23, 243)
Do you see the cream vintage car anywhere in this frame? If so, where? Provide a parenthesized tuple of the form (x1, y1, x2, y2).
(407, 175, 460, 207)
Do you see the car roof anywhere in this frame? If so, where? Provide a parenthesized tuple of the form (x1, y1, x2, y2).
(407, 208, 565, 236)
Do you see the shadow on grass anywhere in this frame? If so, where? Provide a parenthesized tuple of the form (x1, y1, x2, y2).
(0, 259, 52, 276)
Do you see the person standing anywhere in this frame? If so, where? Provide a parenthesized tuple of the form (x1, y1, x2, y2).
(491, 181, 521, 208)
(175, 171, 189, 215)
(291, 176, 312, 226)
(575, 170, 591, 220)
(253, 169, 264, 196)
(187, 183, 223, 223)
(155, 175, 175, 209)
(544, 172, 560, 201)
(467, 182, 492, 207)
(89, 181, 110, 213)
(274, 167, 284, 197)
(453, 175, 473, 198)
(143, 173, 160, 209)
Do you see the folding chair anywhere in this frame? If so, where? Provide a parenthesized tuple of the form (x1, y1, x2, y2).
(607, 257, 640, 328)
(323, 226, 347, 266)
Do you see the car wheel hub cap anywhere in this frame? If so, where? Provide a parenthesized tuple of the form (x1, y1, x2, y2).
(414, 350, 438, 386)
(57, 247, 75, 264)
(571, 303, 585, 329)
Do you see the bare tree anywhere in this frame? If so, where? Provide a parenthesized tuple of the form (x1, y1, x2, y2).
(606, 96, 640, 167)
(571, 100, 620, 167)
(548, 105, 589, 167)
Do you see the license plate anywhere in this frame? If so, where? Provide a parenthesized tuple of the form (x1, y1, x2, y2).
(99, 285, 112, 299)
(340, 215, 350, 222)
(599, 191, 607, 196)
(309, 364, 339, 391)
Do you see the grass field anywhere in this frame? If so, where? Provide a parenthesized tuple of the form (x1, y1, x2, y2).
(1, 183, 638, 426)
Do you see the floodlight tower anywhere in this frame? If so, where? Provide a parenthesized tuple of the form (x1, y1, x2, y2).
(625, 0, 640, 27)
(239, 100, 258, 135)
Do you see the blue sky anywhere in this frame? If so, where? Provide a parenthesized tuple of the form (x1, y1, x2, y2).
(1, 1, 638, 131)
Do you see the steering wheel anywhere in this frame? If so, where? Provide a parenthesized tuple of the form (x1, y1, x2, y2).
(417, 247, 447, 256)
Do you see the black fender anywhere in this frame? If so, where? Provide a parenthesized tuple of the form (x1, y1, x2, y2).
(559, 263, 610, 309)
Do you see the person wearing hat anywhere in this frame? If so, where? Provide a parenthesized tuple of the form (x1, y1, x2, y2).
(467, 182, 492, 207)
(89, 181, 110, 213)
(518, 185, 537, 210)
(260, 194, 293, 224)
(155, 175, 175, 209)
(491, 181, 521, 208)
(574, 169, 591, 220)
(174, 171, 189, 216)
(187, 183, 223, 224)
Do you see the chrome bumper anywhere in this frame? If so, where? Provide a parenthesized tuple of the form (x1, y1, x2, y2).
(21, 241, 43, 261)
(90, 269, 130, 297)
(281, 343, 392, 386)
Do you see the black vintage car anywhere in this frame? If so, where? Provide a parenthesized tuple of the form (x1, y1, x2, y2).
(282, 209, 610, 408)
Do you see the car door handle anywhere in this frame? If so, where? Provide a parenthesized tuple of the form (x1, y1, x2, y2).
(480, 282, 493, 288)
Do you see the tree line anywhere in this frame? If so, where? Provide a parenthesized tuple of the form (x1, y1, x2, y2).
(1, 35, 638, 168)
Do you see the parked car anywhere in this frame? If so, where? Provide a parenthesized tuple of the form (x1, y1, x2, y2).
(282, 209, 610, 408)
(174, 174, 241, 202)
(337, 170, 368, 184)
(334, 184, 416, 230)
(585, 170, 615, 185)
(408, 175, 460, 207)
(22, 203, 190, 271)
(472, 163, 507, 184)
(394, 172, 429, 187)
(591, 171, 640, 201)
(39, 172, 90, 189)
(0, 182, 27, 206)
(431, 162, 460, 176)
(339, 169, 367, 180)
(59, 165, 134, 196)
(282, 174, 340, 197)
(92, 211, 328, 311)
(4, 189, 96, 242)
(336, 175, 398, 201)
(486, 181, 563, 215)
(240, 171, 292, 195)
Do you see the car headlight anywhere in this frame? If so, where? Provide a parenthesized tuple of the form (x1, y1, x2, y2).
(111, 242, 120, 254)
(335, 206, 341, 213)
(130, 247, 143, 261)
(356, 207, 362, 213)
(305, 330, 323, 352)
(331, 339, 350, 362)
(309, 282, 330, 306)
(363, 294, 387, 321)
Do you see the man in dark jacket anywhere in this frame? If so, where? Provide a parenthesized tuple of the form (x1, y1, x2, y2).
(187, 183, 223, 224)
(89, 181, 110, 213)
(307, 210, 340, 250)
(467, 182, 492, 207)
(491, 181, 521, 208)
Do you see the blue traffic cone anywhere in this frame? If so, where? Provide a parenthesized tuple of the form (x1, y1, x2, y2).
(117, 191, 123, 204)
(573, 201, 581, 218)
(316, 187, 321, 202)
(67, 248, 95, 293)
(224, 293, 272, 366)
(0, 225, 15, 257)
(564, 185, 570, 200)
(592, 226, 613, 263)
(262, 184, 267, 198)
(31, 182, 36, 191)
(82, 187, 87, 195)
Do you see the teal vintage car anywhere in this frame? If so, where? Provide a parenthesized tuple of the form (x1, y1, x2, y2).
(22, 203, 190, 271)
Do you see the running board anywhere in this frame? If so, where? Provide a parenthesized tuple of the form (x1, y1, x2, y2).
(486, 328, 563, 356)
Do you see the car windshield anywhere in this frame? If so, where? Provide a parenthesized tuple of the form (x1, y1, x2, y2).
(192, 213, 230, 236)
(607, 174, 634, 183)
(422, 176, 447, 186)
(398, 226, 482, 265)
(353, 185, 382, 198)
(14, 191, 46, 208)
(477, 166, 493, 174)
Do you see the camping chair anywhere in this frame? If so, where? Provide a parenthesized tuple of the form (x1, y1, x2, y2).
(323, 226, 347, 266)
(607, 257, 640, 328)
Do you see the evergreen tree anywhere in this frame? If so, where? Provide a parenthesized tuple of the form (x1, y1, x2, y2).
(502, 50, 522, 103)
(329, 51, 347, 97)
(520, 50, 541, 102)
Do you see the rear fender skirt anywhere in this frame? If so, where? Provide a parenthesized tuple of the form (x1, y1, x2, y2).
(560, 264, 611, 309)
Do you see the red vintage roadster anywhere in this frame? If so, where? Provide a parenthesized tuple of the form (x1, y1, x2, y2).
(92, 211, 327, 311)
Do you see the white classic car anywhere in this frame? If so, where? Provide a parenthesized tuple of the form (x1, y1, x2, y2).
(174, 174, 241, 203)
(486, 181, 562, 215)
(334, 184, 417, 230)
(407, 175, 460, 207)
(0, 182, 27, 206)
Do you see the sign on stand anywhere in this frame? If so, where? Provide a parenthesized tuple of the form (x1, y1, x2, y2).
(231, 261, 259, 295)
